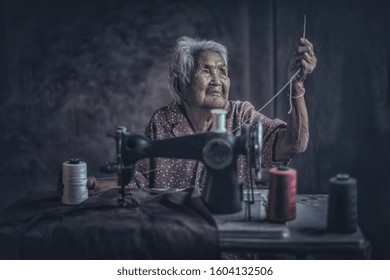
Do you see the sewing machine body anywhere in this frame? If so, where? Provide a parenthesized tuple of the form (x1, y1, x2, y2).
(100, 108, 262, 214)
(120, 130, 245, 214)
(102, 122, 261, 214)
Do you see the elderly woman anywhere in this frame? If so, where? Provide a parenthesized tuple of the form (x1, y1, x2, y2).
(130, 36, 316, 189)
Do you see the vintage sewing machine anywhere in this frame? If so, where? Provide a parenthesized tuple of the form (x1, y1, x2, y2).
(101, 109, 263, 214)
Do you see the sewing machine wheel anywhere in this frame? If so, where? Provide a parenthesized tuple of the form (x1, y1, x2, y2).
(250, 121, 262, 181)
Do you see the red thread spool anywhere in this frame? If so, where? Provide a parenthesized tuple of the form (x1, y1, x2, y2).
(267, 166, 297, 222)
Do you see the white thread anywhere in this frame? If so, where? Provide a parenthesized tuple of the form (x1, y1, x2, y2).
(141, 168, 159, 175)
(232, 69, 301, 133)
(288, 77, 293, 114)
(62, 160, 88, 205)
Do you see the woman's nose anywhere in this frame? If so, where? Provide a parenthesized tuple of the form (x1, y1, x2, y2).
(210, 71, 222, 85)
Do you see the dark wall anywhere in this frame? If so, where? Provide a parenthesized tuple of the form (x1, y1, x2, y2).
(1, 0, 389, 258)
(273, 0, 390, 259)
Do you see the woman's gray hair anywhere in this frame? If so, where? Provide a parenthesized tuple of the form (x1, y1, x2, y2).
(168, 36, 228, 104)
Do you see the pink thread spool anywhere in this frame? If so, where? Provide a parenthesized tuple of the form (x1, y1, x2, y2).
(267, 166, 297, 222)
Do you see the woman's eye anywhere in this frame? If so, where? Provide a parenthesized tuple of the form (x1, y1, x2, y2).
(220, 69, 227, 76)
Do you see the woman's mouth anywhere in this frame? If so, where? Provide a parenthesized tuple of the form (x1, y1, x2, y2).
(207, 90, 222, 97)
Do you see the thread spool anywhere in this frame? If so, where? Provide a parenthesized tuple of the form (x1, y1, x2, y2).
(210, 109, 227, 133)
(62, 159, 88, 205)
(327, 174, 357, 233)
(267, 166, 297, 222)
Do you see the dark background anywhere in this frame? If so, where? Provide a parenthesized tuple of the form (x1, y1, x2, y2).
(1, 0, 389, 258)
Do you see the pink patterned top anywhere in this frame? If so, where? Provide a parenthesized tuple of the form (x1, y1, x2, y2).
(131, 100, 287, 189)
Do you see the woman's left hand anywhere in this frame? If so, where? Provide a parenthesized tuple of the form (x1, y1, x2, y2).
(288, 38, 317, 82)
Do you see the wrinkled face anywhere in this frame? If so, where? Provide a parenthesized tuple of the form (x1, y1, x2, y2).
(184, 50, 230, 109)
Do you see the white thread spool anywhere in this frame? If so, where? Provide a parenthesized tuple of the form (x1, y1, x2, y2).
(62, 159, 88, 205)
(211, 109, 227, 133)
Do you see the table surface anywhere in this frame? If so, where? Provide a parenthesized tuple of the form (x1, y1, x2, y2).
(214, 190, 370, 258)
(0, 187, 370, 259)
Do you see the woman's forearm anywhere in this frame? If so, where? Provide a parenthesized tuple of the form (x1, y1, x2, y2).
(274, 82, 309, 161)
